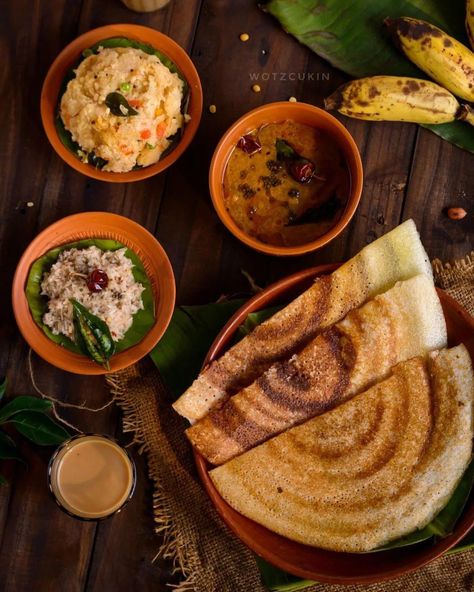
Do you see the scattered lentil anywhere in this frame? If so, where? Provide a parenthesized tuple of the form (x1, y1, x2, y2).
(209, 104, 217, 114)
(252, 84, 261, 93)
(239, 33, 250, 42)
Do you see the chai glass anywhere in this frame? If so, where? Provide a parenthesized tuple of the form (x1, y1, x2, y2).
(48, 434, 136, 520)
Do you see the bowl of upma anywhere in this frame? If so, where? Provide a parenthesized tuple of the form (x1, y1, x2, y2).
(41, 24, 202, 182)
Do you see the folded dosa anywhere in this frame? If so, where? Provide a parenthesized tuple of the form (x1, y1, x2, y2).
(210, 345, 474, 552)
(187, 274, 447, 465)
(173, 220, 432, 422)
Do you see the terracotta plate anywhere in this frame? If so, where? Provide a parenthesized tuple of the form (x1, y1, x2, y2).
(194, 264, 474, 584)
(12, 212, 175, 375)
(41, 24, 203, 182)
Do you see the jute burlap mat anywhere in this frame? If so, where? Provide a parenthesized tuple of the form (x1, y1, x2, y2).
(106, 255, 474, 592)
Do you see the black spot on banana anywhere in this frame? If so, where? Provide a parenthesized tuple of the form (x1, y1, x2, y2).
(385, 17, 474, 102)
(324, 76, 474, 126)
(467, 0, 474, 50)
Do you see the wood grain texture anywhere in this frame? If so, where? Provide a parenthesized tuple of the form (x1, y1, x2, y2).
(0, 0, 472, 590)
(402, 128, 473, 261)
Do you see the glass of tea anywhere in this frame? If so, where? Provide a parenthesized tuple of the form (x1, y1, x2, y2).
(48, 434, 136, 520)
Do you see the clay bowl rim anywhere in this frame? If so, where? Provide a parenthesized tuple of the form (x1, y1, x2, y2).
(193, 264, 474, 584)
(12, 211, 176, 375)
(40, 23, 203, 183)
(208, 103, 363, 256)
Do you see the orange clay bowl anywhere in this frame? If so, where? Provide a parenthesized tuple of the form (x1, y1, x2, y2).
(209, 103, 363, 256)
(41, 24, 203, 182)
(194, 264, 474, 584)
(12, 212, 175, 375)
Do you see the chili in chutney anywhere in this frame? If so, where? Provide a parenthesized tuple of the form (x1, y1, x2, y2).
(223, 120, 350, 247)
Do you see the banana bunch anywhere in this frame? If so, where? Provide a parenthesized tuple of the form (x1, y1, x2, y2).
(324, 77, 474, 126)
(325, 10, 474, 127)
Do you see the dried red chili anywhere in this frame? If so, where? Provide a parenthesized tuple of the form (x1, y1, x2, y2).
(289, 161, 315, 184)
(237, 134, 262, 155)
(86, 269, 109, 293)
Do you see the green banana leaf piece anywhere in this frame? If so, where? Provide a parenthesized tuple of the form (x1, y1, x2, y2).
(150, 300, 246, 399)
(25, 238, 154, 356)
(55, 36, 189, 168)
(262, 0, 474, 153)
(256, 557, 314, 592)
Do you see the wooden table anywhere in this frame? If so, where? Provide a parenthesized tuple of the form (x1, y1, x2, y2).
(0, 1, 472, 590)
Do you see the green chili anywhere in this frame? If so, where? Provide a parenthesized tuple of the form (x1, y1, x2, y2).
(119, 82, 131, 93)
(71, 299, 116, 369)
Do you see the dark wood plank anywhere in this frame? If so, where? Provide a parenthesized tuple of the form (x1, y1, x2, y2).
(402, 127, 473, 261)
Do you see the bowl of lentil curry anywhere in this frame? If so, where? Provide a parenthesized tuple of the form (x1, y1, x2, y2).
(209, 102, 363, 255)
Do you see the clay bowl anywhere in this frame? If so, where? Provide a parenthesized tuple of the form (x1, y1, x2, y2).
(194, 264, 474, 584)
(41, 24, 202, 182)
(12, 212, 175, 375)
(209, 103, 363, 256)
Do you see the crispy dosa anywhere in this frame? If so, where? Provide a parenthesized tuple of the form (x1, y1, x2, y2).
(187, 274, 447, 465)
(173, 220, 432, 422)
(210, 346, 474, 552)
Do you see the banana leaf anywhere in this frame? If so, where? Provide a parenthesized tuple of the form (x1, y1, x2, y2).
(150, 300, 246, 398)
(150, 300, 474, 590)
(261, 0, 474, 153)
(25, 238, 154, 355)
(55, 37, 189, 168)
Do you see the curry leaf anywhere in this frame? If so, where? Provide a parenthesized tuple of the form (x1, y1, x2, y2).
(0, 377, 6, 402)
(8, 411, 70, 446)
(276, 139, 298, 161)
(105, 92, 138, 117)
(287, 196, 342, 227)
(0, 431, 25, 464)
(0, 396, 52, 424)
(262, 0, 474, 153)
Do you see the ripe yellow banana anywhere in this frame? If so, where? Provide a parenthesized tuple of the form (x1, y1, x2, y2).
(467, 0, 474, 49)
(385, 17, 474, 102)
(324, 76, 472, 125)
